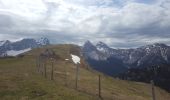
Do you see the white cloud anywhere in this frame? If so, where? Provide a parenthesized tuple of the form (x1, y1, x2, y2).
(0, 0, 170, 48)
(0, 0, 46, 20)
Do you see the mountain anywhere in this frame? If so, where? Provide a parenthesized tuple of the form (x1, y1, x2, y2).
(0, 37, 50, 57)
(82, 41, 170, 92)
(82, 41, 128, 76)
(82, 41, 170, 74)
(82, 41, 108, 60)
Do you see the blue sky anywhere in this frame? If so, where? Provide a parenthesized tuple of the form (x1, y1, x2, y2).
(0, 0, 170, 48)
(135, 0, 155, 3)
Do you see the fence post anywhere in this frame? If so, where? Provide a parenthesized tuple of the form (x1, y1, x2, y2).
(98, 75, 101, 98)
(151, 80, 156, 100)
(37, 56, 40, 73)
(65, 62, 67, 86)
(40, 59, 44, 76)
(51, 60, 54, 80)
(36, 57, 38, 72)
(44, 60, 47, 78)
(75, 64, 79, 89)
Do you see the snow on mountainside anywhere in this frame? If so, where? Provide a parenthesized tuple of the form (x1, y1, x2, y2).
(0, 41, 6, 46)
(82, 41, 108, 61)
(6, 48, 31, 56)
(96, 42, 110, 52)
(0, 40, 11, 46)
(0, 37, 50, 57)
(82, 41, 128, 76)
(96, 41, 114, 55)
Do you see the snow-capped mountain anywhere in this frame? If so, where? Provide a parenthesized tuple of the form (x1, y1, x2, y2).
(82, 41, 128, 76)
(82, 41, 170, 75)
(0, 38, 50, 57)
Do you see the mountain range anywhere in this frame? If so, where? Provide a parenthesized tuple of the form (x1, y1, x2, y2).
(0, 38, 170, 92)
(0, 37, 50, 57)
(82, 41, 170, 76)
(1, 43, 170, 100)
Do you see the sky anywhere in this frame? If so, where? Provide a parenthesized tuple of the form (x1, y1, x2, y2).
(0, 0, 170, 48)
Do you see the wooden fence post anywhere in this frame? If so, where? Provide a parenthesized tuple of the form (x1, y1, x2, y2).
(41, 59, 44, 76)
(75, 64, 79, 89)
(36, 57, 38, 72)
(98, 75, 101, 98)
(51, 60, 54, 80)
(44, 60, 47, 78)
(151, 80, 156, 100)
(65, 62, 67, 86)
(37, 56, 40, 73)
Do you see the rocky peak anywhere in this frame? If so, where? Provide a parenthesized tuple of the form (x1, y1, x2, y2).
(83, 40, 97, 52)
(82, 41, 108, 61)
(153, 43, 168, 47)
(141, 43, 168, 49)
(84, 40, 93, 46)
(96, 41, 110, 51)
(36, 37, 50, 45)
(0, 40, 11, 46)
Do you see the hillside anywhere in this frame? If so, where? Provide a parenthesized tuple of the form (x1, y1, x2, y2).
(0, 44, 170, 100)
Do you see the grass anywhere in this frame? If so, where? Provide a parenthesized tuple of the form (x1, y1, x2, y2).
(0, 44, 170, 100)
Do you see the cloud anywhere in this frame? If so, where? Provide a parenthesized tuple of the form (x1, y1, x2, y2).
(0, 0, 170, 48)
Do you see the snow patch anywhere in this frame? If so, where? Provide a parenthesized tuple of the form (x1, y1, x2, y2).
(10, 38, 24, 42)
(65, 59, 69, 61)
(129, 54, 132, 60)
(0, 41, 6, 46)
(97, 47, 105, 52)
(145, 47, 151, 54)
(6, 48, 31, 56)
(71, 54, 81, 64)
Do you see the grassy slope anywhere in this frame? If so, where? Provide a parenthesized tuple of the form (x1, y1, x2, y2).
(0, 44, 170, 100)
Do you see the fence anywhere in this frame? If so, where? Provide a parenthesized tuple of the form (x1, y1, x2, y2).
(36, 54, 157, 100)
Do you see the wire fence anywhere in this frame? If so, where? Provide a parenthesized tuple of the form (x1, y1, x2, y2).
(36, 52, 157, 100)
(36, 54, 104, 98)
